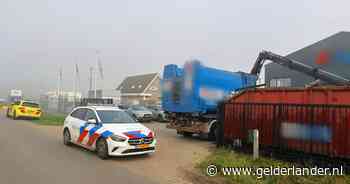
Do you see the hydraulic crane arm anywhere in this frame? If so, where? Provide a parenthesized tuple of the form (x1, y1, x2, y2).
(250, 51, 350, 85)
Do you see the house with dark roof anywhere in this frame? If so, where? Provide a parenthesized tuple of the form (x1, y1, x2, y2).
(265, 31, 350, 87)
(116, 73, 161, 105)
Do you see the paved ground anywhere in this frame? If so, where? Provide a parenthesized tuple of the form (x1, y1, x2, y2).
(0, 110, 213, 184)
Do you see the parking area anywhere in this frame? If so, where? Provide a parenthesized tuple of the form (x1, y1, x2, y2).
(0, 110, 214, 184)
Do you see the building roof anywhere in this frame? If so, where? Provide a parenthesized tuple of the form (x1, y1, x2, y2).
(286, 31, 350, 65)
(116, 73, 159, 94)
(265, 31, 350, 83)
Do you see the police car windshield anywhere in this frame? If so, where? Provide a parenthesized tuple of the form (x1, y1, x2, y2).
(97, 110, 136, 124)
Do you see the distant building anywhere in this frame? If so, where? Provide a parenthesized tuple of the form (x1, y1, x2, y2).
(8, 89, 22, 103)
(265, 31, 350, 87)
(88, 90, 103, 98)
(84, 89, 120, 105)
(40, 91, 82, 113)
(100, 89, 121, 105)
(45, 91, 82, 102)
(117, 73, 161, 105)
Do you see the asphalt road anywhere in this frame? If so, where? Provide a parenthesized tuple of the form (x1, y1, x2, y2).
(0, 111, 157, 184)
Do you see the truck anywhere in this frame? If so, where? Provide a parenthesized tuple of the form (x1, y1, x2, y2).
(8, 89, 22, 103)
(162, 61, 257, 140)
(163, 51, 350, 141)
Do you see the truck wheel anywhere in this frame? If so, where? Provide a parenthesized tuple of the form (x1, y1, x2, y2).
(183, 132, 193, 137)
(208, 124, 217, 141)
(215, 122, 223, 147)
(96, 138, 109, 160)
(199, 133, 209, 140)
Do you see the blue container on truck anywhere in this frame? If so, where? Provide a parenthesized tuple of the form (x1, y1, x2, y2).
(162, 61, 256, 140)
(162, 61, 257, 115)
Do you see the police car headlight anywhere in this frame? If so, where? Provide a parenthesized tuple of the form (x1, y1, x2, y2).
(110, 135, 127, 142)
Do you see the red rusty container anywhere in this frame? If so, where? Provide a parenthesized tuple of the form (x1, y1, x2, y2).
(230, 86, 350, 105)
(223, 86, 350, 158)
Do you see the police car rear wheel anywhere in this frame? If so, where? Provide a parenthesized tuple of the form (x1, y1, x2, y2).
(63, 129, 71, 146)
(96, 138, 109, 160)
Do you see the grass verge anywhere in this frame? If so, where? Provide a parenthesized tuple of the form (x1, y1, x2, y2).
(31, 113, 66, 126)
(198, 148, 350, 184)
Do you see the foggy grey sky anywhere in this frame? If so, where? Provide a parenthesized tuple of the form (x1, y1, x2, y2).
(1, 0, 350, 99)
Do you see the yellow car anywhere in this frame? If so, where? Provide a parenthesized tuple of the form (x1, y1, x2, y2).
(6, 101, 42, 120)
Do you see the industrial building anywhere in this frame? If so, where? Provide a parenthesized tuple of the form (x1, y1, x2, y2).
(265, 31, 350, 87)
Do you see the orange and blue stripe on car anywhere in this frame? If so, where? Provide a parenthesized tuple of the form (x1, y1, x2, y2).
(123, 131, 147, 139)
(77, 123, 89, 143)
(88, 129, 113, 146)
(86, 124, 102, 146)
(77, 123, 113, 146)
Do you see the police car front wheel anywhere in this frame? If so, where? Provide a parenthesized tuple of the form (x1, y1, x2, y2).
(96, 138, 109, 160)
(63, 129, 71, 146)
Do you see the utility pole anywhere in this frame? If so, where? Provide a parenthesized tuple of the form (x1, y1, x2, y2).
(89, 67, 93, 97)
(58, 67, 63, 112)
(94, 64, 97, 98)
(76, 63, 81, 99)
(74, 63, 80, 106)
(73, 64, 76, 106)
(97, 52, 104, 98)
(89, 67, 93, 91)
(94, 50, 100, 98)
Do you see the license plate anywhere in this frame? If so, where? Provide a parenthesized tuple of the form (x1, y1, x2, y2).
(137, 144, 149, 149)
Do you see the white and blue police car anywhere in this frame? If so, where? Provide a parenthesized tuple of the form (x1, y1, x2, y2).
(62, 106, 156, 159)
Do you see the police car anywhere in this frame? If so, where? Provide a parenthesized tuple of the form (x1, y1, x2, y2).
(62, 106, 156, 159)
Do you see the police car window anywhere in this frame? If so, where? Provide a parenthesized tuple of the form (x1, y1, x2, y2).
(85, 109, 97, 121)
(97, 110, 136, 123)
(70, 109, 80, 119)
(71, 109, 87, 120)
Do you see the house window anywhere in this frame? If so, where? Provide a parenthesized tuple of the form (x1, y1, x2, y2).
(270, 78, 291, 87)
